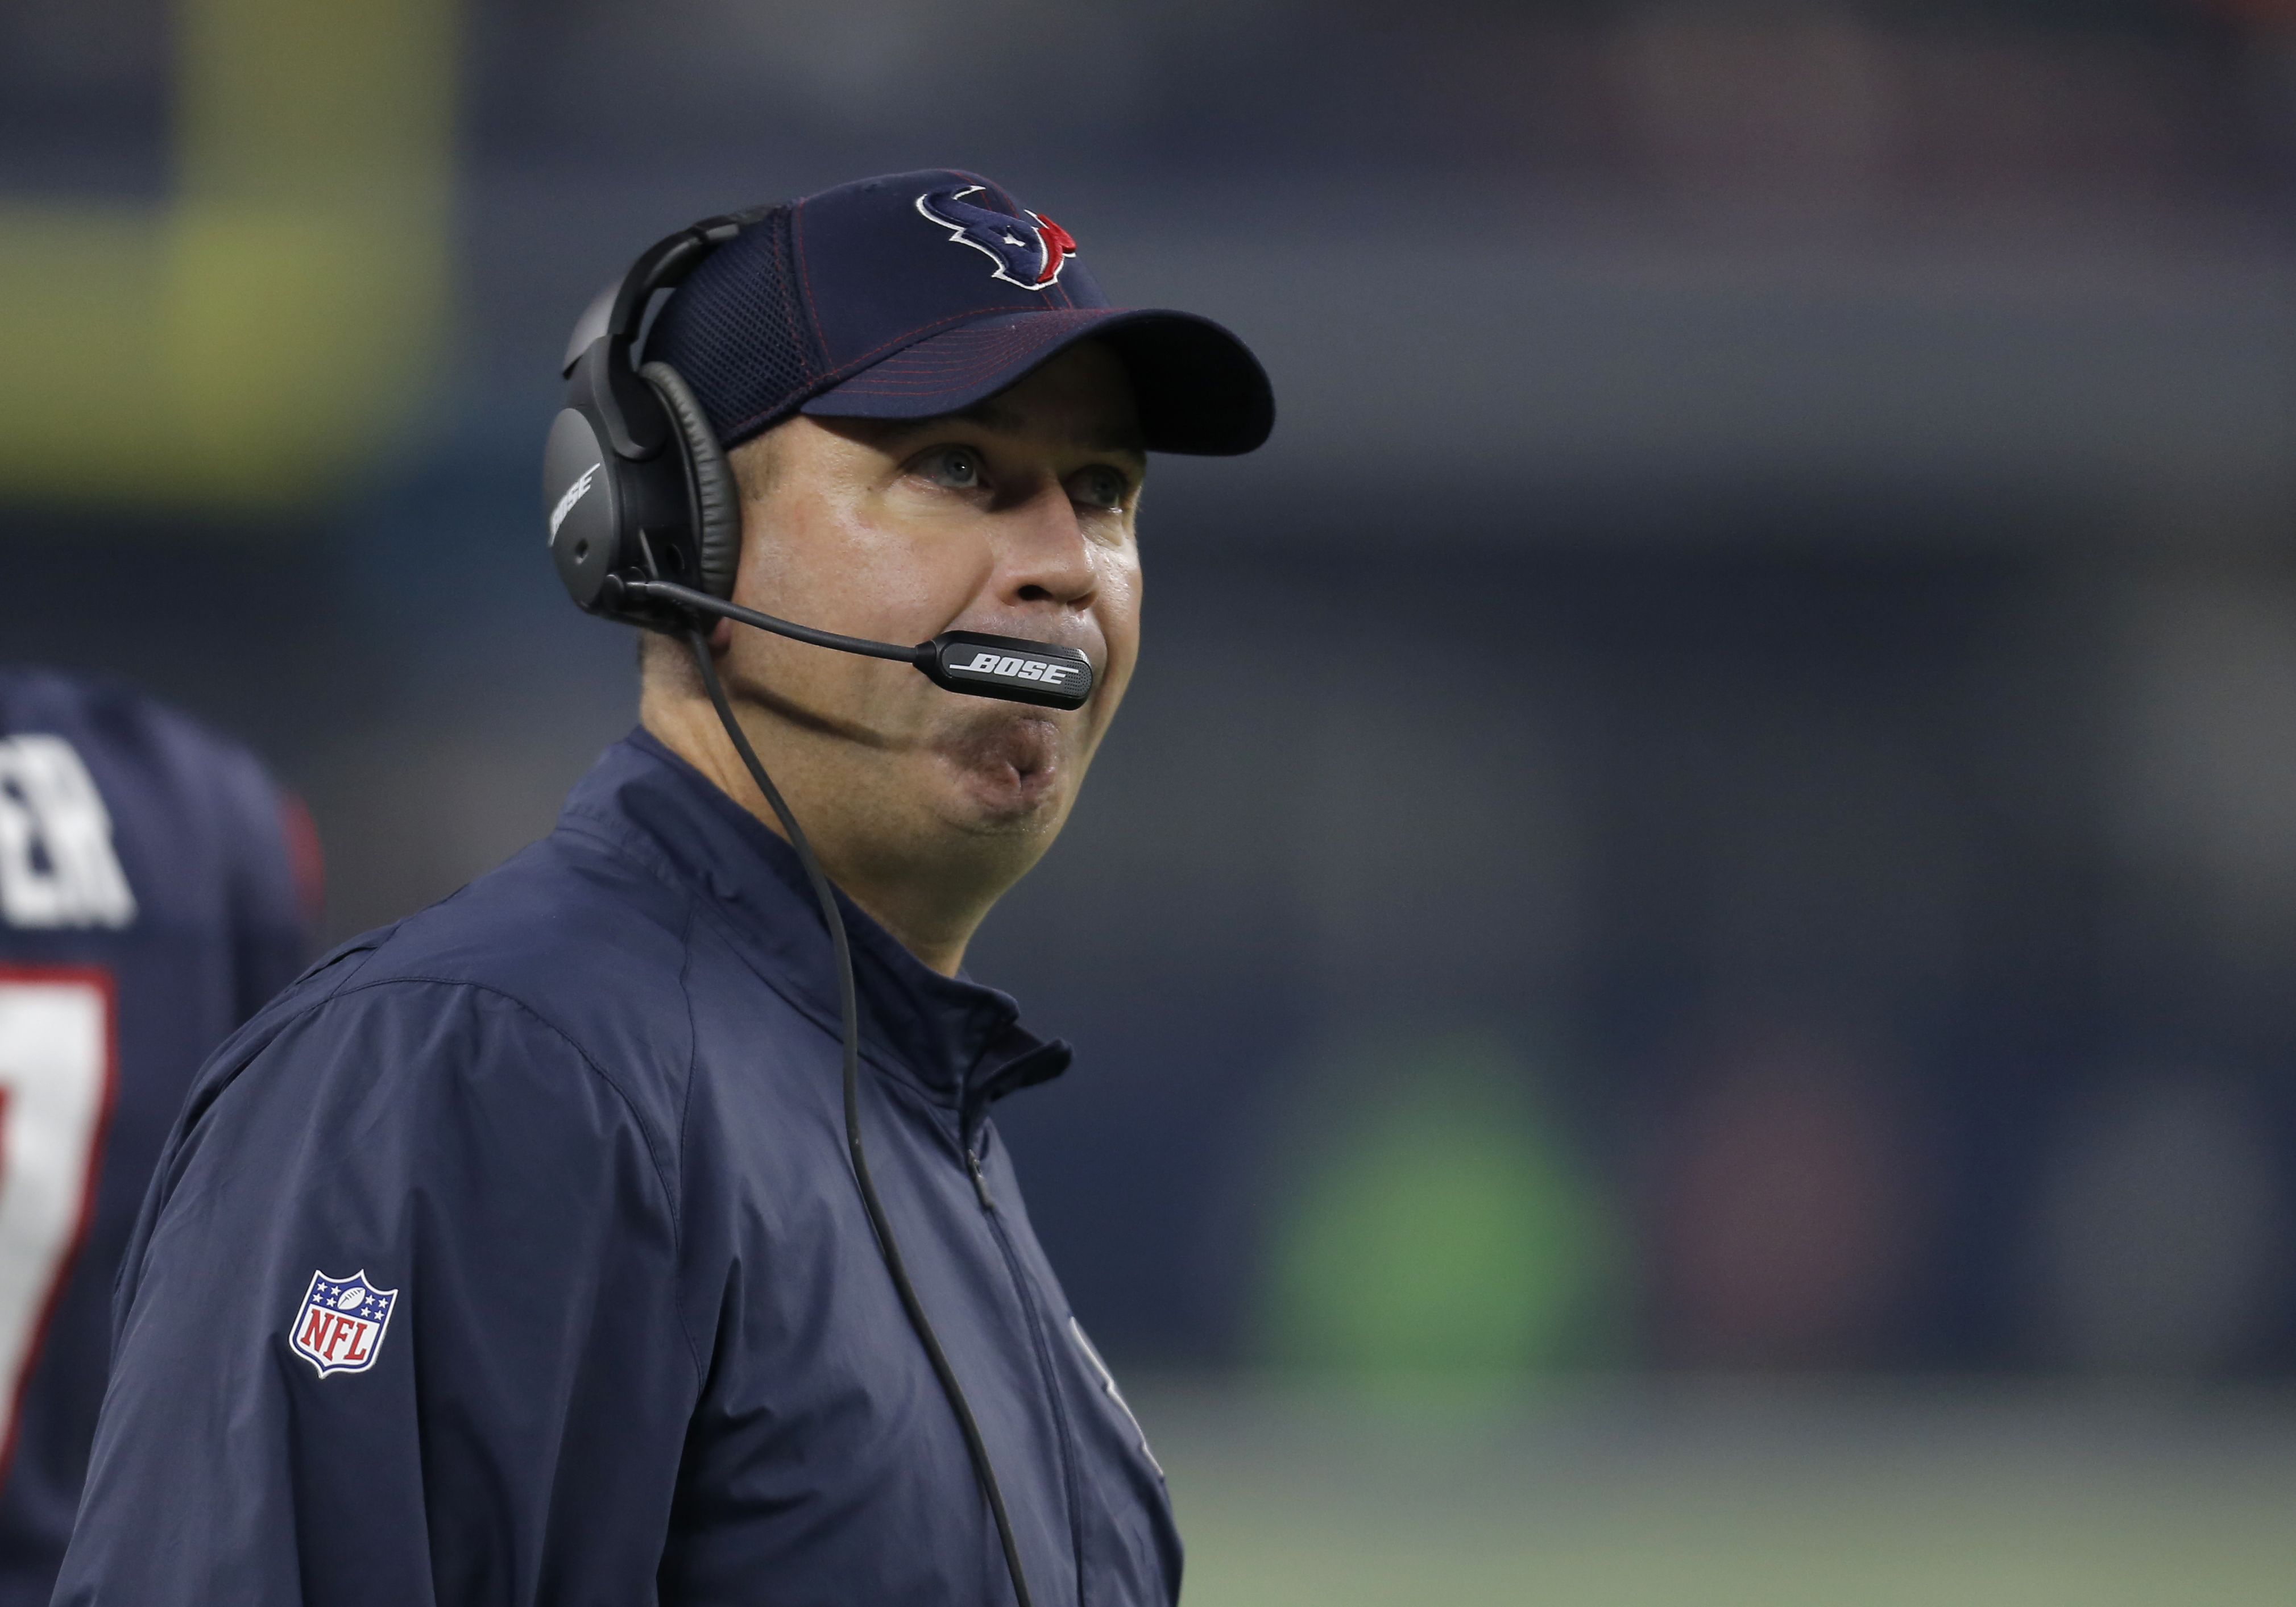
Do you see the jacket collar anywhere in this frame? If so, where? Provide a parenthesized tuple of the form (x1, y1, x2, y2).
(557, 729, 1069, 1115)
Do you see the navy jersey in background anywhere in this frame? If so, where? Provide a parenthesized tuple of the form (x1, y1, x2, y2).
(0, 668, 315, 1605)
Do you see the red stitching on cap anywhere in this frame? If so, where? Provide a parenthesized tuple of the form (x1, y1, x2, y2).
(869, 327, 1072, 369)
(829, 337, 1101, 395)
(714, 308, 1140, 441)
(835, 301, 1080, 369)
(826, 318, 1110, 391)
(788, 201, 835, 359)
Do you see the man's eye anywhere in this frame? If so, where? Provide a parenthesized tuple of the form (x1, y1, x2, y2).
(1071, 466, 1127, 511)
(920, 448, 984, 490)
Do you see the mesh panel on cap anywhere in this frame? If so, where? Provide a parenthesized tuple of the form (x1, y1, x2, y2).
(644, 206, 826, 450)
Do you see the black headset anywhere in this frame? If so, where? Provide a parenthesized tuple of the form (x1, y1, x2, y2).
(544, 212, 753, 626)
(543, 212, 1092, 711)
(543, 214, 1064, 1607)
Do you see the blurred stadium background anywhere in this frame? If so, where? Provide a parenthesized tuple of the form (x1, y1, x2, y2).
(11, 0, 2296, 1598)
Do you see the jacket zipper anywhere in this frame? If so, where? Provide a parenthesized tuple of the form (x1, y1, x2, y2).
(962, 1126, 1090, 1607)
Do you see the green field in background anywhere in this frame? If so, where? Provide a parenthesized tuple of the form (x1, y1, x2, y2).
(1142, 1380, 2296, 1607)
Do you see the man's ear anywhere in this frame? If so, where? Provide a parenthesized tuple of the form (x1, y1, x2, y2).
(727, 429, 781, 507)
(722, 430, 785, 603)
(643, 362, 742, 599)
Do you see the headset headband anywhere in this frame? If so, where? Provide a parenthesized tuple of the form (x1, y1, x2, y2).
(560, 210, 767, 461)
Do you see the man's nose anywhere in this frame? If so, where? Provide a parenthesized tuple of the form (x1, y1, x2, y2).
(997, 483, 1099, 611)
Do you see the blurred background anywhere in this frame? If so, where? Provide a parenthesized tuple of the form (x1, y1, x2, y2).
(11, 0, 2296, 1598)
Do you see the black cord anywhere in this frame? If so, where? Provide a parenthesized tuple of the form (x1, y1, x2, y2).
(686, 629, 1038, 1607)
(634, 578, 926, 665)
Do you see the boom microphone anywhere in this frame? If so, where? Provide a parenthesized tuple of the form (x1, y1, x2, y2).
(615, 577, 1095, 713)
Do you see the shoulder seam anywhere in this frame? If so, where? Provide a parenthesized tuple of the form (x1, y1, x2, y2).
(288, 974, 704, 1387)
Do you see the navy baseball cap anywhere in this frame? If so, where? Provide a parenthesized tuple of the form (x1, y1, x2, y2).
(644, 168, 1274, 457)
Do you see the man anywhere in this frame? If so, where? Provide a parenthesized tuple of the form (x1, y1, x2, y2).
(56, 170, 1271, 1605)
(0, 668, 316, 1605)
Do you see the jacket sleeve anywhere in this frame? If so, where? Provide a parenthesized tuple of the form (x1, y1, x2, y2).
(53, 980, 700, 1607)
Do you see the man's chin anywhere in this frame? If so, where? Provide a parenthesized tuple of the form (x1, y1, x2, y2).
(932, 716, 1068, 834)
(950, 776, 1064, 836)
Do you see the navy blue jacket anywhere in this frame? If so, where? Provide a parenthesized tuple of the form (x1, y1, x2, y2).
(55, 730, 1178, 1607)
(0, 669, 311, 1607)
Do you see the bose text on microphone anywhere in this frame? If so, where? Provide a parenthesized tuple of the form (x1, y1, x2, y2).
(918, 632, 1093, 710)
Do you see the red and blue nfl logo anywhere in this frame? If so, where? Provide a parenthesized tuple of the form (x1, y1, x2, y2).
(289, 1270, 399, 1378)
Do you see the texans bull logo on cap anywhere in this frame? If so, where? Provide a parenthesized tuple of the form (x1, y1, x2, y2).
(915, 184, 1078, 291)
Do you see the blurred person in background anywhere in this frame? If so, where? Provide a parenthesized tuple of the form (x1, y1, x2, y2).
(55, 170, 1271, 1606)
(0, 667, 317, 1606)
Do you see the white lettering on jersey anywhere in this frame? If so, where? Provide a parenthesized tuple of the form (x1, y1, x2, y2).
(0, 737, 137, 930)
(0, 972, 114, 1469)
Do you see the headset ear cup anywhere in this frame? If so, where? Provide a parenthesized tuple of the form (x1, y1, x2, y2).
(639, 361, 743, 599)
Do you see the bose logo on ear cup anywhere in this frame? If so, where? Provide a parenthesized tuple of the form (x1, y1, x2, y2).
(550, 464, 602, 542)
(543, 408, 624, 611)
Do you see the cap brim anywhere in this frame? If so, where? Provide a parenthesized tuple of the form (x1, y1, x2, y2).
(799, 307, 1274, 456)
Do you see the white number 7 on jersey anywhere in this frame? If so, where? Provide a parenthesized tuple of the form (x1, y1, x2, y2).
(0, 972, 115, 1479)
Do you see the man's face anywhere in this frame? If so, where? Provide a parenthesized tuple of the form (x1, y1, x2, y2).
(717, 340, 1145, 881)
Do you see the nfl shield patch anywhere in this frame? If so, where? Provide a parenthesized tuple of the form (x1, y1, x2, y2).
(288, 1270, 399, 1378)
